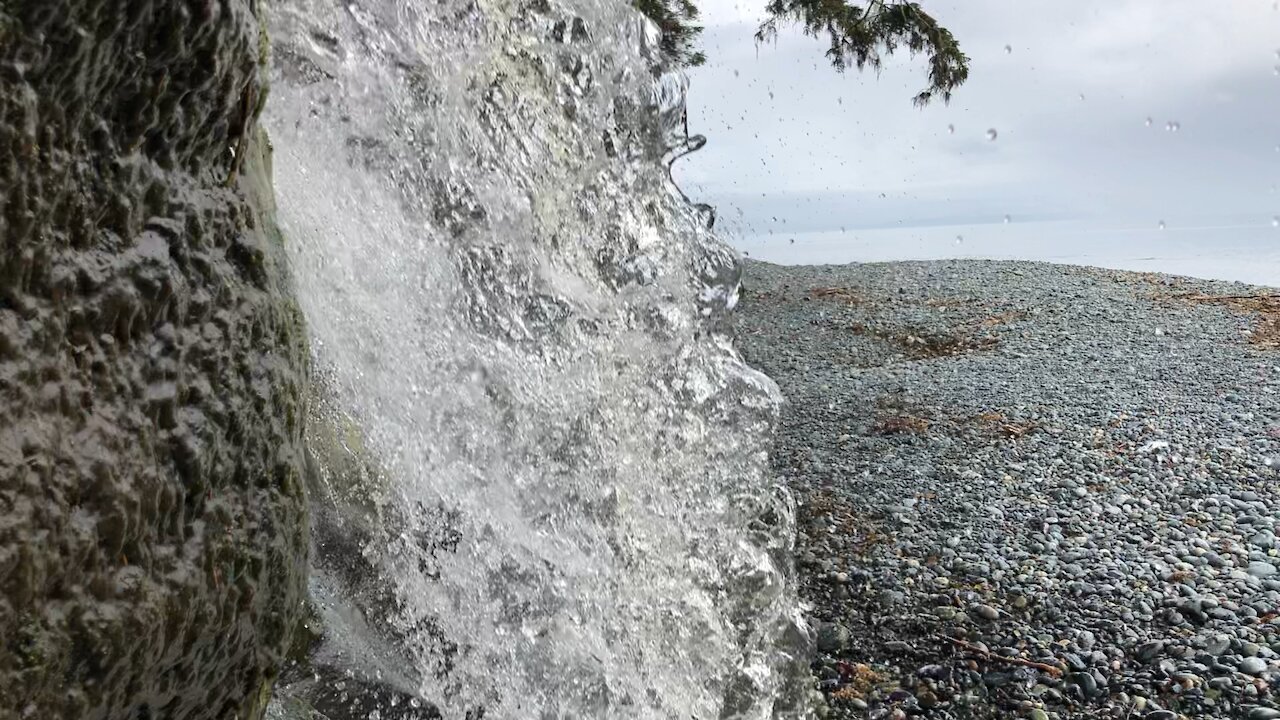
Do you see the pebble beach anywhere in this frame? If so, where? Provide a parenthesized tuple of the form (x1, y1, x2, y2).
(735, 259, 1280, 719)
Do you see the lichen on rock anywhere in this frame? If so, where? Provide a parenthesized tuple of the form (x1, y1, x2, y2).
(0, 2, 310, 719)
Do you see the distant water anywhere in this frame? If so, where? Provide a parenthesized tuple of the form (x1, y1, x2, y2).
(736, 220, 1280, 287)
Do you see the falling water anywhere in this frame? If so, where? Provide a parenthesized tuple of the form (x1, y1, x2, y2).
(262, 0, 810, 718)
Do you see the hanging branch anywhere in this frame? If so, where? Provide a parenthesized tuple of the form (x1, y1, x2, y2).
(754, 0, 969, 106)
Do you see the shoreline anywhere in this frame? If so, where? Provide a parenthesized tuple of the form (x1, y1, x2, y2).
(741, 257, 1279, 294)
(736, 259, 1280, 719)
(730, 221, 1280, 288)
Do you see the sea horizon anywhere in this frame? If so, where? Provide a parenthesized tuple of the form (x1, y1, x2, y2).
(730, 217, 1280, 288)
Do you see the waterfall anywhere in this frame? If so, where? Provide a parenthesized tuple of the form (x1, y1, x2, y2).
(263, 0, 811, 716)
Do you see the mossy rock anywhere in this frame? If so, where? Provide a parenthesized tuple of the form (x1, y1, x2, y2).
(303, 395, 392, 517)
(0, 2, 310, 718)
(268, 397, 447, 720)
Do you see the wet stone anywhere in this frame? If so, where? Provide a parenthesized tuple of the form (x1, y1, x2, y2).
(1066, 672, 1099, 698)
(1137, 641, 1165, 662)
(815, 622, 850, 653)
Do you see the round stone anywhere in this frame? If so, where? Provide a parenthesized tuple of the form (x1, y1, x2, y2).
(1247, 561, 1278, 578)
(1239, 657, 1268, 676)
(815, 622, 851, 653)
(973, 604, 1000, 621)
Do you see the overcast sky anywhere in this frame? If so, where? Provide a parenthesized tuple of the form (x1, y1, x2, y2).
(671, 0, 1280, 280)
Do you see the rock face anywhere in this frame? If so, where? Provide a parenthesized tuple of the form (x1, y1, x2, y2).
(1, 3, 310, 719)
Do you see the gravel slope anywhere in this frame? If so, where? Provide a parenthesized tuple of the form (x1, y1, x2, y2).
(734, 259, 1280, 720)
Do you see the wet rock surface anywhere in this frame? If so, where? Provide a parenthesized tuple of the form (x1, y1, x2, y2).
(737, 260, 1280, 719)
(267, 396, 444, 720)
(1, 3, 309, 719)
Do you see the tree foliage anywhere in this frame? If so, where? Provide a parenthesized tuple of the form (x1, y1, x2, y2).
(635, 0, 707, 67)
(636, 0, 968, 106)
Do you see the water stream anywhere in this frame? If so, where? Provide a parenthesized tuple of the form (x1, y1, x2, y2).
(263, 0, 810, 717)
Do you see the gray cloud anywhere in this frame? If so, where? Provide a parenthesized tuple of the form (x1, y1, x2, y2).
(671, 0, 1280, 278)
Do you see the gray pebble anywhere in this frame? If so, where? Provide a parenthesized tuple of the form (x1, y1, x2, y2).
(1240, 657, 1268, 676)
(972, 604, 1000, 621)
(1248, 561, 1278, 578)
(1205, 634, 1232, 656)
(814, 622, 850, 653)
(1136, 640, 1164, 662)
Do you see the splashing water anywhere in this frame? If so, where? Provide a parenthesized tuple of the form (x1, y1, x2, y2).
(262, 0, 810, 718)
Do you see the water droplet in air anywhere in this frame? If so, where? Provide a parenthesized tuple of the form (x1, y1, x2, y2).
(1078, 93, 1086, 101)
(1272, 216, 1279, 228)
(955, 235, 964, 246)
(1158, 220, 1166, 230)
(1165, 121, 1180, 132)
(1004, 44, 1013, 54)
(1003, 214, 1012, 224)
(986, 128, 998, 141)
(1145, 117, 1153, 127)
(947, 123, 955, 135)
